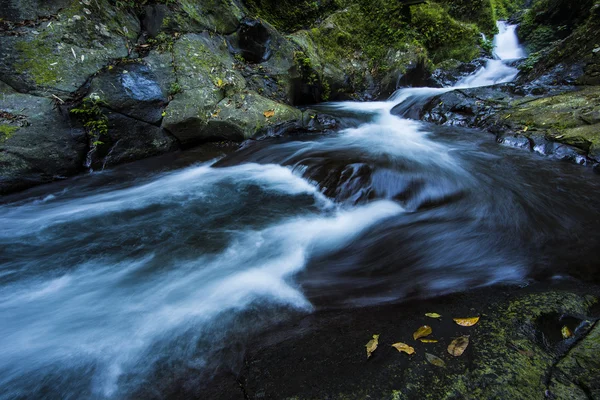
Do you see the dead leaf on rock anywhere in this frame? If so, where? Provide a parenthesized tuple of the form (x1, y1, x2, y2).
(366, 334, 379, 359)
(392, 342, 415, 355)
(425, 313, 442, 319)
(420, 339, 439, 343)
(425, 353, 445, 367)
(413, 325, 433, 340)
(561, 326, 573, 339)
(264, 109, 275, 118)
(453, 317, 480, 327)
(447, 336, 469, 356)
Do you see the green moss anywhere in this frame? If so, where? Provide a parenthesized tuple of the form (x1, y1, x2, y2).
(245, 0, 342, 33)
(14, 38, 63, 86)
(0, 124, 19, 143)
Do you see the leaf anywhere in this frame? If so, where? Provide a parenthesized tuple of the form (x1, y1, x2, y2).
(447, 336, 470, 356)
(392, 342, 415, 355)
(264, 109, 275, 118)
(453, 317, 480, 327)
(420, 339, 439, 343)
(366, 334, 379, 359)
(425, 353, 445, 367)
(425, 313, 442, 319)
(216, 78, 223, 88)
(523, 126, 529, 132)
(413, 325, 433, 340)
(561, 326, 573, 339)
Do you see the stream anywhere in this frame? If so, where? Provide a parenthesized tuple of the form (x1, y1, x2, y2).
(1, 22, 599, 399)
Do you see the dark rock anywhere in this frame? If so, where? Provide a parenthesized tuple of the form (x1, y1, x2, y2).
(237, 18, 272, 63)
(0, 0, 71, 22)
(86, 111, 177, 170)
(142, 5, 168, 38)
(498, 134, 531, 150)
(0, 87, 86, 194)
(89, 63, 168, 125)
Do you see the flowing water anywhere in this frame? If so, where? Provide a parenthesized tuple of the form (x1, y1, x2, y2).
(1, 22, 599, 399)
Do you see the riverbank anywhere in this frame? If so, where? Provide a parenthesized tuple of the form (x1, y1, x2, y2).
(173, 280, 600, 399)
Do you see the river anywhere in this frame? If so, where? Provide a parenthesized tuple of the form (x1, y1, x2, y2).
(0, 22, 599, 399)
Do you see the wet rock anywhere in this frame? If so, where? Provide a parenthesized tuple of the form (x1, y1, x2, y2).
(547, 322, 600, 399)
(89, 63, 168, 125)
(498, 134, 531, 150)
(87, 112, 177, 170)
(302, 110, 338, 132)
(158, 0, 243, 35)
(0, 0, 71, 22)
(430, 58, 487, 88)
(236, 18, 272, 63)
(0, 0, 140, 95)
(206, 91, 302, 141)
(0, 85, 86, 194)
(161, 33, 246, 144)
(237, 288, 599, 400)
(141, 4, 168, 38)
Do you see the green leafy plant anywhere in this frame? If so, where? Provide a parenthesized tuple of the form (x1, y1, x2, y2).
(70, 96, 109, 137)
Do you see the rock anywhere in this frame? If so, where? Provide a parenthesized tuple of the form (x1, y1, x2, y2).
(0, 87, 86, 194)
(158, 0, 243, 35)
(547, 323, 600, 399)
(162, 32, 246, 144)
(498, 134, 531, 150)
(205, 91, 302, 141)
(87, 111, 177, 170)
(236, 18, 272, 63)
(0, 0, 72, 22)
(89, 63, 168, 125)
(0, 0, 140, 95)
(141, 4, 168, 38)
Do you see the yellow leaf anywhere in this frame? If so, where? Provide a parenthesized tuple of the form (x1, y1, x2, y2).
(420, 339, 439, 343)
(366, 334, 379, 359)
(425, 313, 442, 319)
(561, 326, 573, 339)
(447, 336, 470, 357)
(523, 126, 529, 132)
(413, 325, 433, 340)
(392, 342, 415, 355)
(425, 353, 445, 367)
(453, 317, 480, 327)
(216, 78, 223, 88)
(264, 109, 275, 118)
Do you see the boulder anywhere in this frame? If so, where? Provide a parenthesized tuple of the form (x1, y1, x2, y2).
(0, 0, 140, 95)
(0, 83, 86, 194)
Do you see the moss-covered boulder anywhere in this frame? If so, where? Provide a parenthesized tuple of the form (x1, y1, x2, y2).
(206, 90, 302, 140)
(0, 0, 139, 95)
(236, 288, 600, 399)
(0, 82, 86, 194)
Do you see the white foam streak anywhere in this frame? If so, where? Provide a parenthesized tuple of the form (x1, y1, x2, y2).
(0, 199, 402, 396)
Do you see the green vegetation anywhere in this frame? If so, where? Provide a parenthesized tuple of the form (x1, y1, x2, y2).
(0, 124, 19, 143)
(70, 97, 109, 138)
(518, 0, 595, 52)
(244, 0, 343, 32)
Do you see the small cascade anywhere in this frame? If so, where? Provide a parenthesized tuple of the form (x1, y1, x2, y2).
(455, 21, 526, 88)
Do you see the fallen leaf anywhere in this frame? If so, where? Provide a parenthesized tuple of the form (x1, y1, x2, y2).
(366, 334, 379, 359)
(447, 336, 469, 356)
(392, 342, 415, 355)
(561, 326, 573, 339)
(523, 126, 529, 132)
(264, 109, 275, 118)
(420, 339, 439, 343)
(413, 325, 433, 340)
(453, 317, 480, 327)
(425, 353, 445, 367)
(425, 313, 442, 319)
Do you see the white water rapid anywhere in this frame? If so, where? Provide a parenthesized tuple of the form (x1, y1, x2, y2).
(0, 20, 557, 400)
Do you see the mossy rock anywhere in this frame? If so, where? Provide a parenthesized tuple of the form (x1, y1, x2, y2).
(158, 0, 244, 35)
(498, 87, 600, 161)
(207, 90, 302, 140)
(0, 0, 140, 95)
(0, 87, 86, 194)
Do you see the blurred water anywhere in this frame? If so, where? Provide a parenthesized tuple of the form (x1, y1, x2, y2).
(0, 20, 598, 400)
